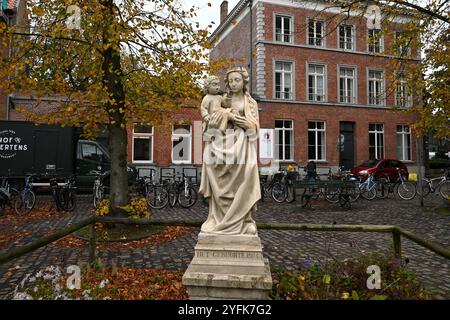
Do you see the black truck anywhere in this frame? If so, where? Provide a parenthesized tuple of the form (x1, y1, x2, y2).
(0, 121, 137, 189)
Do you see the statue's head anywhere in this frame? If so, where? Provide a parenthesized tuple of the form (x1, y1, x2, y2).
(225, 66, 249, 94)
(203, 76, 221, 95)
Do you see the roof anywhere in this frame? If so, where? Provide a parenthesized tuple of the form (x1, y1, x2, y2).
(210, 0, 249, 43)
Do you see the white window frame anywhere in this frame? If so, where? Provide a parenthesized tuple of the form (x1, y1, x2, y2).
(307, 63, 327, 102)
(132, 125, 153, 164)
(369, 123, 385, 159)
(307, 18, 325, 47)
(172, 124, 192, 164)
(367, 28, 384, 53)
(274, 14, 293, 43)
(274, 119, 294, 162)
(338, 66, 356, 104)
(274, 60, 294, 100)
(338, 24, 355, 51)
(395, 73, 413, 108)
(367, 69, 385, 106)
(308, 121, 326, 161)
(397, 125, 412, 161)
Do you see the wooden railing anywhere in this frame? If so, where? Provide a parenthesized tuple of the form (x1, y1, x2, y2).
(0, 217, 449, 265)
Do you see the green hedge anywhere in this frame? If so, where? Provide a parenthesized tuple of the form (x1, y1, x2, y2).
(429, 159, 450, 169)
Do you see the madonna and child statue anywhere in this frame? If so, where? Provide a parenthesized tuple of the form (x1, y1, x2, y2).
(182, 67, 272, 300)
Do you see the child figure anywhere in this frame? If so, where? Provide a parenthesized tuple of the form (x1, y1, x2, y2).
(200, 76, 222, 132)
(200, 76, 238, 132)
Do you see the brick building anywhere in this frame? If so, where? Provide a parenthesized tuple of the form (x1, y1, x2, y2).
(1, 0, 28, 120)
(3, 0, 424, 178)
(210, 0, 422, 173)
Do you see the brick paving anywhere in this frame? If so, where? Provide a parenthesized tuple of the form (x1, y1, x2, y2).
(0, 193, 449, 299)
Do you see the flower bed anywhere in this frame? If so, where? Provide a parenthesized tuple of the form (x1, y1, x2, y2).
(270, 252, 432, 300)
(11, 265, 188, 300)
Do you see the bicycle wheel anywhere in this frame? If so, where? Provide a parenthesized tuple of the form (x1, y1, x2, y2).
(93, 187, 104, 208)
(349, 185, 361, 202)
(360, 186, 377, 200)
(58, 188, 76, 211)
(168, 187, 177, 207)
(325, 186, 340, 203)
(178, 186, 198, 208)
(439, 181, 450, 200)
(271, 182, 287, 202)
(14, 189, 36, 216)
(146, 185, 169, 209)
(417, 179, 431, 197)
(397, 182, 416, 200)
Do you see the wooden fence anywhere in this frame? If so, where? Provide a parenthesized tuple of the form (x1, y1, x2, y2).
(0, 217, 449, 265)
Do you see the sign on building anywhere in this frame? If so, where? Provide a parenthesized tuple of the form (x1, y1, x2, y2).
(259, 129, 274, 159)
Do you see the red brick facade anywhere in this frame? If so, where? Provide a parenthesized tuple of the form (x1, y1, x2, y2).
(208, 0, 421, 171)
(2, 0, 423, 174)
(126, 107, 203, 167)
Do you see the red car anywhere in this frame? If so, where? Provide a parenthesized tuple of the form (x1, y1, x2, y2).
(350, 159, 409, 181)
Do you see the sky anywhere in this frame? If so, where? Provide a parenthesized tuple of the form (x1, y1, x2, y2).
(181, 0, 241, 30)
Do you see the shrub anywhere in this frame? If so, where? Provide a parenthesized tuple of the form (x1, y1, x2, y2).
(270, 252, 431, 300)
(429, 158, 450, 169)
(93, 198, 151, 219)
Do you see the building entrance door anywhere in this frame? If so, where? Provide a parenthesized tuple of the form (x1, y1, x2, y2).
(339, 122, 355, 170)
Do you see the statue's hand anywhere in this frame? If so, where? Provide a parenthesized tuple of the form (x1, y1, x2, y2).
(208, 112, 222, 128)
(203, 115, 211, 123)
(234, 115, 254, 130)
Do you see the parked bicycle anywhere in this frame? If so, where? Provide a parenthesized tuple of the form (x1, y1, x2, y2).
(48, 174, 77, 212)
(358, 173, 377, 200)
(93, 175, 105, 208)
(417, 169, 450, 200)
(162, 173, 198, 208)
(259, 172, 286, 202)
(14, 174, 36, 216)
(0, 175, 19, 216)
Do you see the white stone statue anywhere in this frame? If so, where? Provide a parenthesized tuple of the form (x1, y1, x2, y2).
(200, 76, 222, 132)
(199, 67, 261, 235)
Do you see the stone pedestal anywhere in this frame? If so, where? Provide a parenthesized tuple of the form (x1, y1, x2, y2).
(182, 233, 272, 300)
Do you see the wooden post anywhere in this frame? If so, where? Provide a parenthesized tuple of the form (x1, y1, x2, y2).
(415, 136, 424, 207)
(393, 229, 402, 259)
(88, 224, 96, 265)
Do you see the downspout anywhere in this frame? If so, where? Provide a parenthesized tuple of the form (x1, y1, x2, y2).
(5, 11, 13, 120)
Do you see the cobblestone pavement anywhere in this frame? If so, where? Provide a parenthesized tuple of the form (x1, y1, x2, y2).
(0, 193, 449, 299)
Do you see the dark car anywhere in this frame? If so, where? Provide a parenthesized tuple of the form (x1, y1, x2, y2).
(350, 159, 409, 181)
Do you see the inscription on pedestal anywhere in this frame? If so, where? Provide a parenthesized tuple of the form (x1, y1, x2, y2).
(196, 250, 262, 260)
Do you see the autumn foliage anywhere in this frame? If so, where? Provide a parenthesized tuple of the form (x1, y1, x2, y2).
(0, 0, 227, 213)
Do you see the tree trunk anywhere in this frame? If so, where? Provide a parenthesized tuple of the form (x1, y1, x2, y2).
(101, 0, 129, 217)
(109, 123, 129, 216)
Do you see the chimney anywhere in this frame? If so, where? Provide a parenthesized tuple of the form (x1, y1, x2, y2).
(220, 1, 228, 25)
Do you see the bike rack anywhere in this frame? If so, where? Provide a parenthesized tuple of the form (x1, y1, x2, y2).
(137, 168, 157, 180)
(182, 167, 198, 185)
(159, 167, 175, 184)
